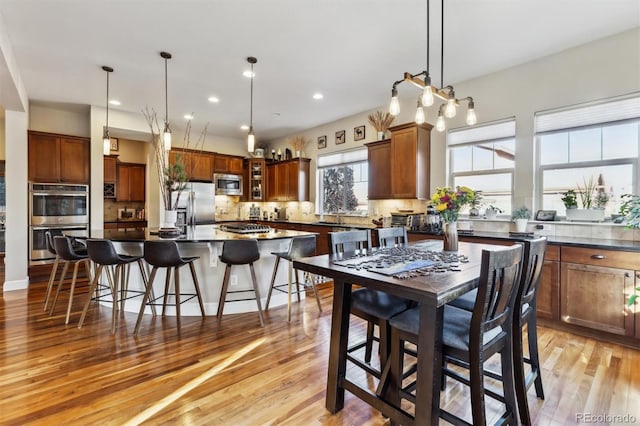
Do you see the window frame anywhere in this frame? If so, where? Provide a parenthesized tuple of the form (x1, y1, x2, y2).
(315, 148, 369, 216)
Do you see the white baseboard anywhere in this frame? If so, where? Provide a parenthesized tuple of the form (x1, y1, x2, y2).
(3, 277, 30, 292)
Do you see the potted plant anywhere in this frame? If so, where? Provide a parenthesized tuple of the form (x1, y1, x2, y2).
(485, 205, 503, 220)
(469, 190, 483, 217)
(560, 189, 578, 210)
(289, 135, 309, 158)
(511, 206, 531, 232)
(367, 110, 395, 140)
(619, 194, 640, 306)
(565, 174, 607, 222)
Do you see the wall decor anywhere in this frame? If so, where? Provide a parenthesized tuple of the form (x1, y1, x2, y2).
(354, 125, 365, 141)
(109, 138, 119, 152)
(335, 130, 345, 145)
(317, 135, 327, 149)
(535, 209, 556, 221)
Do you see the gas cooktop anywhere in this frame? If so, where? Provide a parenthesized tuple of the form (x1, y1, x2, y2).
(219, 222, 272, 234)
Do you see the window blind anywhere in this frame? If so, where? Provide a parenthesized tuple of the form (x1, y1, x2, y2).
(317, 148, 368, 168)
(448, 118, 516, 146)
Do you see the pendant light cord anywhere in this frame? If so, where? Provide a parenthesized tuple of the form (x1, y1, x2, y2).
(440, 0, 444, 89)
(105, 71, 109, 127)
(426, 0, 429, 72)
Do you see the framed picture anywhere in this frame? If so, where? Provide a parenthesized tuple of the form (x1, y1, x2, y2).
(335, 130, 345, 145)
(535, 209, 556, 221)
(109, 138, 119, 152)
(317, 135, 327, 149)
(354, 125, 365, 141)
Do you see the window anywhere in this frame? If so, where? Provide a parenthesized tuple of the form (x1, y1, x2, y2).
(536, 94, 640, 216)
(448, 119, 516, 214)
(316, 148, 368, 216)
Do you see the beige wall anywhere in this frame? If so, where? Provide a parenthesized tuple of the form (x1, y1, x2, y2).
(29, 102, 90, 137)
(0, 115, 5, 160)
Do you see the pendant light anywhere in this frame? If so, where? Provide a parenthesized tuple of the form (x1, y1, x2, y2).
(246, 56, 257, 153)
(102, 66, 113, 156)
(160, 51, 172, 151)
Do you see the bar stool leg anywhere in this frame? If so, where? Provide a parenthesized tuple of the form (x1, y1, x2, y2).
(162, 267, 172, 316)
(78, 264, 103, 328)
(294, 267, 301, 302)
(50, 261, 70, 316)
(134, 266, 159, 335)
(249, 263, 265, 327)
(217, 265, 232, 323)
(287, 260, 293, 321)
(265, 256, 281, 309)
(112, 265, 120, 333)
(188, 262, 206, 316)
(64, 261, 82, 325)
(174, 267, 181, 334)
(43, 256, 60, 311)
(308, 272, 322, 312)
(136, 259, 156, 316)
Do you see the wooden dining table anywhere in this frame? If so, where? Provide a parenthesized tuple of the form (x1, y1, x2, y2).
(293, 239, 506, 425)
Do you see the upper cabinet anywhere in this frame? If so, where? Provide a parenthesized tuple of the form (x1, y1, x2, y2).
(28, 131, 90, 184)
(245, 158, 267, 202)
(366, 122, 431, 200)
(266, 158, 310, 202)
(103, 155, 118, 198)
(116, 163, 145, 202)
(213, 153, 244, 175)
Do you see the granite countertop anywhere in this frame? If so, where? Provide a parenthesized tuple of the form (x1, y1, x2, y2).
(259, 219, 376, 230)
(67, 224, 316, 243)
(409, 229, 640, 251)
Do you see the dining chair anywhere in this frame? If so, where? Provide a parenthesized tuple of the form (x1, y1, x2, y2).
(377, 226, 408, 248)
(265, 235, 322, 321)
(387, 243, 524, 425)
(447, 237, 547, 425)
(329, 229, 412, 377)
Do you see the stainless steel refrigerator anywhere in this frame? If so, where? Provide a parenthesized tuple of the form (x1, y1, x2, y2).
(173, 182, 216, 225)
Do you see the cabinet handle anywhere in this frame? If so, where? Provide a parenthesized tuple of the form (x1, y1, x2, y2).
(590, 254, 605, 260)
(625, 272, 632, 278)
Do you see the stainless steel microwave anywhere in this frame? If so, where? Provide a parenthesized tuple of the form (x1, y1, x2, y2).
(214, 173, 243, 196)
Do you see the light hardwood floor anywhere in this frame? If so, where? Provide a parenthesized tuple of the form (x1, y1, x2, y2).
(1, 279, 640, 425)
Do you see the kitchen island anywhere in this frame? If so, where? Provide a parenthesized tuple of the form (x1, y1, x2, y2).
(72, 225, 318, 317)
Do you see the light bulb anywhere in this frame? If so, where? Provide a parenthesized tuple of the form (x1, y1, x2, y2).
(444, 98, 457, 118)
(247, 130, 255, 153)
(389, 96, 400, 116)
(415, 106, 425, 125)
(466, 107, 477, 126)
(436, 114, 446, 132)
(163, 121, 172, 150)
(421, 85, 434, 107)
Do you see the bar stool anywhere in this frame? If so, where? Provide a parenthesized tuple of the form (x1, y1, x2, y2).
(43, 230, 87, 311)
(49, 235, 92, 324)
(265, 235, 322, 321)
(78, 238, 149, 333)
(134, 240, 206, 336)
(217, 239, 264, 327)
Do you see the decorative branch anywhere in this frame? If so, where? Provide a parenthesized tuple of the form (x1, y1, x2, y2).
(367, 110, 395, 132)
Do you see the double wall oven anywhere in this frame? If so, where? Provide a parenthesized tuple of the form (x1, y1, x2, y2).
(29, 182, 89, 262)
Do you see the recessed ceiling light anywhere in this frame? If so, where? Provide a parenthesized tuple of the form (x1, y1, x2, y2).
(109, 99, 121, 106)
(240, 124, 249, 130)
(184, 114, 194, 120)
(243, 70, 255, 78)
(313, 93, 324, 100)
(208, 96, 219, 103)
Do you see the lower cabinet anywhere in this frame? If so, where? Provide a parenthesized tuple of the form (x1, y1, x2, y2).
(560, 246, 638, 337)
(537, 245, 559, 320)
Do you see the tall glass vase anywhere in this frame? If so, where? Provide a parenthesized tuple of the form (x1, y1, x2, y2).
(443, 221, 458, 251)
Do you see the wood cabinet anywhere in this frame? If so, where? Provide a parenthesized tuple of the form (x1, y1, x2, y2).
(366, 122, 431, 200)
(117, 163, 145, 202)
(560, 246, 637, 336)
(28, 131, 90, 183)
(103, 155, 118, 198)
(366, 140, 391, 199)
(245, 158, 267, 201)
(213, 154, 244, 174)
(189, 152, 213, 181)
(537, 245, 559, 320)
(266, 158, 310, 202)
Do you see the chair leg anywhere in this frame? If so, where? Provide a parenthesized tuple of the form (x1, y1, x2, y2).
(78, 264, 104, 328)
(364, 322, 375, 363)
(249, 263, 265, 327)
(64, 261, 82, 325)
(265, 256, 280, 309)
(162, 267, 172, 316)
(49, 261, 70, 316)
(513, 320, 531, 426)
(469, 348, 488, 426)
(174, 266, 181, 335)
(111, 265, 120, 333)
(188, 262, 206, 317)
(303, 268, 323, 312)
(134, 267, 158, 335)
(137, 259, 156, 316)
(43, 256, 60, 311)
(501, 336, 519, 424)
(294, 267, 301, 302)
(528, 314, 545, 399)
(217, 265, 232, 323)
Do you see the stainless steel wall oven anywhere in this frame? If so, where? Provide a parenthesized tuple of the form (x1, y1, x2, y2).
(29, 182, 89, 262)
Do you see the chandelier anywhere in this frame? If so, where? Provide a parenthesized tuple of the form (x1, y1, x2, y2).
(389, 0, 476, 131)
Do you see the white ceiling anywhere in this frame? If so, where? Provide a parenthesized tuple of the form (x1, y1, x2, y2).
(0, 0, 638, 141)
